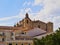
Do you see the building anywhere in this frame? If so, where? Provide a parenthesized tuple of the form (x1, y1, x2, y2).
(0, 13, 53, 45)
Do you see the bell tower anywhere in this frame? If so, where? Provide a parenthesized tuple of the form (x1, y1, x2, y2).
(25, 13, 29, 18)
(23, 13, 32, 29)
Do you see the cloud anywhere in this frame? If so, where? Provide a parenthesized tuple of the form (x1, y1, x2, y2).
(23, 1, 31, 6)
(30, 0, 60, 30)
(0, 7, 32, 21)
(19, 8, 32, 14)
(0, 15, 19, 21)
(4, 0, 59, 31)
(0, 23, 13, 26)
(0, 0, 60, 31)
(0, 13, 24, 26)
(53, 16, 60, 30)
(25, 8, 32, 13)
(33, 0, 44, 6)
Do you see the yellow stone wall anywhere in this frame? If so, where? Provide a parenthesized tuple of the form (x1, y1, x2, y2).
(32, 22, 47, 31)
(6, 40, 33, 45)
(47, 22, 53, 33)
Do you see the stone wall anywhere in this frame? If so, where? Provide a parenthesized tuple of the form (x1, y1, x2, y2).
(47, 22, 53, 33)
(14, 13, 53, 33)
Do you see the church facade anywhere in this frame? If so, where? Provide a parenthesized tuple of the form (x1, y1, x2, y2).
(0, 13, 53, 45)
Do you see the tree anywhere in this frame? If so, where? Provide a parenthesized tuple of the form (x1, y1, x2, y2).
(33, 28, 60, 45)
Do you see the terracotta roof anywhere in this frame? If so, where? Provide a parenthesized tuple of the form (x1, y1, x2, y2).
(0, 26, 22, 30)
(0, 26, 13, 30)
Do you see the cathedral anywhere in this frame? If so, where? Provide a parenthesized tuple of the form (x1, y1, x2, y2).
(0, 13, 53, 45)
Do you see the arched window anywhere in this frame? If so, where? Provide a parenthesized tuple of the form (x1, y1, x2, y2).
(28, 43, 30, 45)
(2, 38, 4, 41)
(26, 20, 28, 24)
(11, 32, 13, 36)
(38, 25, 40, 28)
(3, 32, 4, 36)
(9, 43, 12, 45)
(16, 44, 17, 45)
(21, 43, 23, 45)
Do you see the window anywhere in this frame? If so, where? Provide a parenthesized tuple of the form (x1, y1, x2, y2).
(11, 32, 13, 36)
(9, 43, 12, 45)
(21, 31, 25, 34)
(26, 20, 28, 24)
(21, 32, 24, 34)
(11, 38, 13, 40)
(28, 43, 30, 45)
(3, 32, 4, 36)
(21, 32, 26, 34)
(2, 38, 4, 41)
(16, 44, 17, 45)
(21, 43, 23, 45)
(0, 32, 4, 36)
(46, 24, 47, 31)
(25, 32, 26, 34)
(38, 25, 40, 28)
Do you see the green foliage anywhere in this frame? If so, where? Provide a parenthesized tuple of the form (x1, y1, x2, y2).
(33, 28, 60, 45)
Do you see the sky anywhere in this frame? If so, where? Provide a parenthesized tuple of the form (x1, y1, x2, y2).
(0, 0, 60, 31)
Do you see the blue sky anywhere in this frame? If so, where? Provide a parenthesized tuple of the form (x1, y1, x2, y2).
(0, 0, 60, 31)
